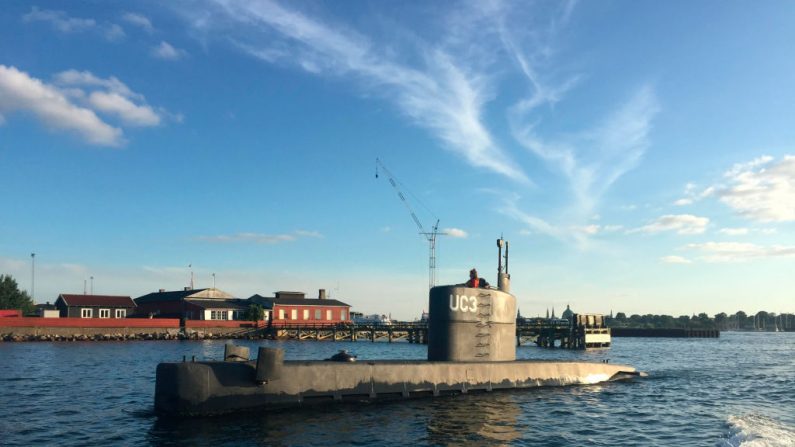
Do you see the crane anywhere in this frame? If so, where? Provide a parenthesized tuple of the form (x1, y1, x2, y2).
(375, 158, 446, 290)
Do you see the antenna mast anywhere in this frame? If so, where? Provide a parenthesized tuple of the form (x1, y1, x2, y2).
(376, 158, 446, 289)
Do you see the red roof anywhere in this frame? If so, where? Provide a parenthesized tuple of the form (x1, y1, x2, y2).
(58, 294, 136, 308)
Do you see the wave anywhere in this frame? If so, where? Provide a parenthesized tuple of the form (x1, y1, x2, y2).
(721, 414, 795, 447)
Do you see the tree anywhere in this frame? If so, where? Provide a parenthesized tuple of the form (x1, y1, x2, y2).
(244, 304, 264, 321)
(614, 312, 627, 321)
(735, 311, 747, 330)
(0, 274, 35, 314)
(714, 313, 728, 330)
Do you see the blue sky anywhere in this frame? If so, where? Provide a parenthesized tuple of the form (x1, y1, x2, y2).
(1, 1, 794, 319)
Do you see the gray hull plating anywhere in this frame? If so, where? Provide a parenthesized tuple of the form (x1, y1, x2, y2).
(155, 358, 639, 416)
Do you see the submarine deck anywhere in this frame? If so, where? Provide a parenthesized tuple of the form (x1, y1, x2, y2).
(155, 358, 640, 416)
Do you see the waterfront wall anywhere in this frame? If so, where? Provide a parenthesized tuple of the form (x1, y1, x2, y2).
(611, 328, 719, 338)
(0, 318, 271, 342)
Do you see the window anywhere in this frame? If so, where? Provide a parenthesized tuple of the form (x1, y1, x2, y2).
(99, 309, 110, 318)
(278, 309, 285, 320)
(341, 310, 347, 321)
(291, 309, 298, 320)
(315, 309, 321, 320)
(210, 310, 229, 320)
(81, 308, 92, 318)
(303, 309, 309, 320)
(326, 310, 332, 321)
(115, 309, 126, 319)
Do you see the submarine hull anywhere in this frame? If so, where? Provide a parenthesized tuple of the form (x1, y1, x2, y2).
(155, 359, 640, 416)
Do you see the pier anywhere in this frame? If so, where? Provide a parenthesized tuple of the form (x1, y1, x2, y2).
(265, 315, 612, 349)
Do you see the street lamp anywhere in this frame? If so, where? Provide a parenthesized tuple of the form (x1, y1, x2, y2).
(30, 253, 35, 302)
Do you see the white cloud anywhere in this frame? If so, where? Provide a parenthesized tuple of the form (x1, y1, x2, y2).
(55, 69, 163, 127)
(186, 0, 529, 183)
(54, 70, 141, 99)
(293, 230, 323, 238)
(23, 7, 125, 42)
(104, 23, 126, 41)
(718, 228, 749, 236)
(660, 255, 692, 264)
(571, 224, 600, 235)
(0, 65, 123, 146)
(152, 41, 188, 60)
(632, 214, 709, 235)
(443, 228, 468, 239)
(675, 155, 794, 222)
(198, 230, 324, 244)
(685, 242, 795, 263)
(87, 91, 160, 126)
(717, 155, 795, 222)
(23, 6, 96, 33)
(122, 12, 153, 32)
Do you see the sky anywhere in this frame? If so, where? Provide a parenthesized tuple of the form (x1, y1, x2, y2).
(1, 1, 794, 319)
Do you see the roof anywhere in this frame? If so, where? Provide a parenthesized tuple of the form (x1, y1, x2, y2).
(34, 303, 57, 310)
(274, 297, 350, 307)
(135, 289, 209, 304)
(135, 288, 236, 304)
(58, 294, 136, 308)
(248, 294, 275, 309)
(187, 299, 250, 310)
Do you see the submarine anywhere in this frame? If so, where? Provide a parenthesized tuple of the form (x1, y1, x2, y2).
(154, 238, 644, 416)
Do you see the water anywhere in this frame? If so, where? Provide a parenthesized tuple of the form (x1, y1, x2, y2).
(1, 332, 794, 446)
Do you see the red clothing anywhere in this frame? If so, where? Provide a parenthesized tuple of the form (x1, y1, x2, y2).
(466, 278, 480, 288)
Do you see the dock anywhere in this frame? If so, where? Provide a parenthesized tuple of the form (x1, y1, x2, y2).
(265, 313, 612, 349)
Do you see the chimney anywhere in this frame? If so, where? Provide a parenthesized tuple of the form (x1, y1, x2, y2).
(159, 289, 165, 293)
(319, 289, 326, 300)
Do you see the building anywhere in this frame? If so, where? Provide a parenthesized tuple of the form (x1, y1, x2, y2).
(54, 294, 137, 318)
(562, 304, 574, 322)
(34, 302, 59, 318)
(249, 289, 350, 325)
(134, 288, 250, 321)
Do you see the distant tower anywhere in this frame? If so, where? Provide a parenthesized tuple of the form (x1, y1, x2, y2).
(562, 304, 573, 322)
(546, 308, 550, 319)
(551, 307, 556, 319)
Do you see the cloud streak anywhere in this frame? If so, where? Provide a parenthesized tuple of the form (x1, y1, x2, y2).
(631, 214, 709, 235)
(198, 230, 324, 244)
(152, 41, 188, 60)
(187, 0, 529, 183)
(685, 242, 795, 263)
(23, 6, 125, 42)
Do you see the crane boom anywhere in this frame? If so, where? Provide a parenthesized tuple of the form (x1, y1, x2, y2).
(376, 158, 445, 289)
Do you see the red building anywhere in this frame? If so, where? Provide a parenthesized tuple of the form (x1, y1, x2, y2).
(249, 290, 350, 325)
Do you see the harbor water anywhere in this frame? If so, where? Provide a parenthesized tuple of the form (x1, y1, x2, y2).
(1, 332, 794, 446)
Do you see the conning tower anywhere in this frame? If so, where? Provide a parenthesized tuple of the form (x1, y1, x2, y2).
(428, 237, 516, 362)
